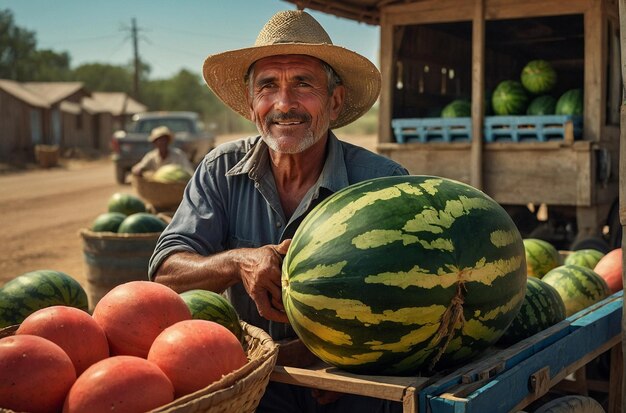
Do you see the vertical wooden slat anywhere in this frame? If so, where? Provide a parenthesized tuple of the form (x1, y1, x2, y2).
(585, 0, 604, 141)
(470, 0, 485, 190)
(379, 13, 394, 145)
(618, 0, 626, 406)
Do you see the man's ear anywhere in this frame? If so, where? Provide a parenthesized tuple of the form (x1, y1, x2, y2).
(247, 93, 256, 122)
(329, 85, 345, 121)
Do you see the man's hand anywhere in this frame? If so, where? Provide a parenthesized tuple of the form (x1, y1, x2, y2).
(239, 239, 291, 323)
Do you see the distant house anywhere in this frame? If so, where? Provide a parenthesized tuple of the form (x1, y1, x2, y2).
(0, 80, 147, 162)
(0, 79, 50, 162)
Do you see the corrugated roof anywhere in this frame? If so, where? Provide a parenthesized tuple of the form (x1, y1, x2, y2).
(0, 79, 50, 108)
(22, 82, 86, 104)
(90, 92, 147, 116)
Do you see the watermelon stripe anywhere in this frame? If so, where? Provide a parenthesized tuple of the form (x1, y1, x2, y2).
(283, 176, 527, 374)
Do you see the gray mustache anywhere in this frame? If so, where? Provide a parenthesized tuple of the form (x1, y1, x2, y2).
(265, 110, 311, 127)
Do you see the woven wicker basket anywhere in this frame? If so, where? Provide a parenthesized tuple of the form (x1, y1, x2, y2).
(131, 175, 187, 212)
(0, 322, 278, 413)
(154, 321, 278, 412)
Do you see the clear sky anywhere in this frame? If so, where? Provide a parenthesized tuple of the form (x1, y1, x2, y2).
(5, 0, 380, 80)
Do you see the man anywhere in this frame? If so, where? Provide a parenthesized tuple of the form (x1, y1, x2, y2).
(131, 125, 194, 177)
(149, 10, 407, 412)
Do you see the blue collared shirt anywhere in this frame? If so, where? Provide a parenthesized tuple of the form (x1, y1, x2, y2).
(148, 132, 408, 339)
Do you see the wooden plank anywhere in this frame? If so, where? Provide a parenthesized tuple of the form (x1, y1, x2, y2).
(383, 0, 475, 26)
(470, 0, 485, 190)
(584, 2, 604, 141)
(379, 17, 394, 144)
(485, 0, 590, 19)
(270, 362, 430, 402)
(607, 343, 623, 413)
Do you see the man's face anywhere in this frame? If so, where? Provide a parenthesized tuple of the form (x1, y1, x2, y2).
(248, 55, 344, 154)
(153, 136, 169, 152)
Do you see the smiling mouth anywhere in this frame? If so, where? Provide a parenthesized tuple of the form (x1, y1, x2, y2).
(274, 121, 303, 126)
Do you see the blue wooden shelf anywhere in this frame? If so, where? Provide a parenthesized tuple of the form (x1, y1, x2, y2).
(391, 115, 583, 143)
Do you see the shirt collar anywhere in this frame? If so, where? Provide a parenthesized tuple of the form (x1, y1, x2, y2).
(225, 132, 349, 193)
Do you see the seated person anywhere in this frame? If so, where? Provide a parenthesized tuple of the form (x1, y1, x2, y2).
(131, 126, 194, 177)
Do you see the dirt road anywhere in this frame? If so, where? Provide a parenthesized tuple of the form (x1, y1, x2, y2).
(0, 134, 376, 290)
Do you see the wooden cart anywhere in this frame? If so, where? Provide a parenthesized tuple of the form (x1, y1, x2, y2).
(288, 0, 621, 250)
(271, 292, 623, 412)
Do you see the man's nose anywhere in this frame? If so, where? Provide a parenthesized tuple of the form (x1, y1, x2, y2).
(274, 86, 298, 112)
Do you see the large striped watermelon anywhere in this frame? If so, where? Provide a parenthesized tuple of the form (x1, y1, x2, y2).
(91, 212, 126, 232)
(179, 289, 244, 343)
(564, 249, 605, 269)
(282, 176, 527, 375)
(520, 60, 557, 94)
(492, 80, 529, 115)
(0, 270, 88, 328)
(541, 265, 609, 317)
(498, 277, 566, 346)
(523, 238, 560, 278)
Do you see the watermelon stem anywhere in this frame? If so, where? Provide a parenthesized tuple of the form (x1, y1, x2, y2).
(429, 281, 466, 370)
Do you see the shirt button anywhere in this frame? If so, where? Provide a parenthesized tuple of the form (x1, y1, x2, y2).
(276, 222, 282, 228)
(254, 182, 259, 188)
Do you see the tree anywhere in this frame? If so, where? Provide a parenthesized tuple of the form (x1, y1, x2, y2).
(0, 9, 37, 80)
(72, 63, 134, 94)
(30, 49, 72, 81)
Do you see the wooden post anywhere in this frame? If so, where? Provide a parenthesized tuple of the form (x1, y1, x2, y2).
(618, 0, 626, 408)
(470, 0, 485, 190)
(379, 14, 394, 145)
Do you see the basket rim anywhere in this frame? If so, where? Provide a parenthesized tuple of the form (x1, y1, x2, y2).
(79, 228, 162, 240)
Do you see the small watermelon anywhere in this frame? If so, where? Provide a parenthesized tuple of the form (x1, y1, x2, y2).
(90, 212, 126, 232)
(441, 100, 471, 118)
(492, 80, 529, 115)
(0, 270, 89, 328)
(107, 193, 146, 216)
(523, 238, 560, 278)
(117, 213, 167, 234)
(282, 175, 527, 375)
(153, 164, 192, 183)
(541, 264, 609, 317)
(555, 89, 583, 116)
(564, 249, 605, 269)
(499, 277, 566, 345)
(179, 289, 244, 343)
(520, 60, 557, 94)
(526, 95, 557, 115)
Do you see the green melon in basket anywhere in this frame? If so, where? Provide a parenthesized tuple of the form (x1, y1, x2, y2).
(180, 289, 244, 343)
(441, 100, 471, 118)
(90, 212, 126, 232)
(555, 89, 583, 116)
(153, 164, 192, 183)
(282, 175, 527, 375)
(107, 193, 146, 216)
(526, 95, 557, 116)
(0, 270, 88, 328)
(117, 213, 167, 234)
(492, 80, 529, 115)
(520, 60, 557, 94)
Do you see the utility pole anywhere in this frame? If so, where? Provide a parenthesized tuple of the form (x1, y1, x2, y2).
(131, 17, 140, 100)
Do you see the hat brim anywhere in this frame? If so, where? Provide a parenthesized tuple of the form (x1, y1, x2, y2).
(202, 43, 380, 129)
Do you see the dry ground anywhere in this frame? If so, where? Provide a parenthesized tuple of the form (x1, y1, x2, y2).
(0, 134, 376, 289)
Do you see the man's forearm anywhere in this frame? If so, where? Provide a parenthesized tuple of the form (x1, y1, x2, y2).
(153, 251, 241, 293)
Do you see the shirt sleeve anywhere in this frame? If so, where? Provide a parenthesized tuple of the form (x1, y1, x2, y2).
(148, 157, 228, 279)
(131, 150, 156, 175)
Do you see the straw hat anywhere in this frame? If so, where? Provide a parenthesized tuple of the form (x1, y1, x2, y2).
(202, 10, 381, 129)
(149, 126, 173, 143)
